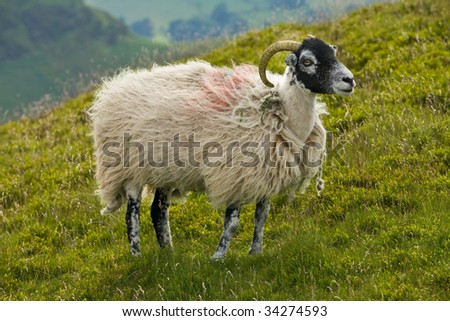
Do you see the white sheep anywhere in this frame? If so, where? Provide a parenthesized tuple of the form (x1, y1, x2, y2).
(89, 36, 355, 258)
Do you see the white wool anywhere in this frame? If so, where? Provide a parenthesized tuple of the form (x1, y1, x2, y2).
(89, 60, 326, 209)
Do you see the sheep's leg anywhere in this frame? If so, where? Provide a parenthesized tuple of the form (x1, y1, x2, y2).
(125, 189, 142, 256)
(150, 188, 173, 248)
(212, 204, 241, 259)
(249, 197, 270, 255)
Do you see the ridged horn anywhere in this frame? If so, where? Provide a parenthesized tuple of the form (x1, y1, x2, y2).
(258, 40, 301, 88)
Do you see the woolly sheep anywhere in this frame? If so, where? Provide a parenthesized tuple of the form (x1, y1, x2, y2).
(89, 36, 355, 259)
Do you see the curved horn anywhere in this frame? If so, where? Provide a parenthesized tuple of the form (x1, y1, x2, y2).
(259, 40, 301, 88)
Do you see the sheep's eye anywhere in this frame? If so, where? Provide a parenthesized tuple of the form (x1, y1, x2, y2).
(302, 59, 313, 67)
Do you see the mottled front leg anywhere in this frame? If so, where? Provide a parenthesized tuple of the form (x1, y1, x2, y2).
(211, 204, 241, 260)
(249, 197, 270, 255)
(150, 188, 173, 248)
(125, 189, 142, 256)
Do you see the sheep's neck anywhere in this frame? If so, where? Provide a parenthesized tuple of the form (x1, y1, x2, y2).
(278, 82, 316, 144)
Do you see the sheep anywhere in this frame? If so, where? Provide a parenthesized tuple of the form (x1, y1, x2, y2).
(89, 35, 355, 259)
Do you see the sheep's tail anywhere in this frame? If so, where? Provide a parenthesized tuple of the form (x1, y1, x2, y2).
(93, 160, 127, 215)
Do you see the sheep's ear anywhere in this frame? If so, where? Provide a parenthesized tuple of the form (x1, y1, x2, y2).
(330, 45, 338, 54)
(284, 53, 297, 67)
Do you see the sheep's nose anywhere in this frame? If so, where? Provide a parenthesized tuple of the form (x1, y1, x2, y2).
(342, 76, 354, 85)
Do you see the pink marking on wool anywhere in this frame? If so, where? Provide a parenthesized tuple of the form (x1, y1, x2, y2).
(200, 65, 257, 111)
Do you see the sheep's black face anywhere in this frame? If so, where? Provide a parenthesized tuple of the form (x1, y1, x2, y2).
(285, 37, 355, 95)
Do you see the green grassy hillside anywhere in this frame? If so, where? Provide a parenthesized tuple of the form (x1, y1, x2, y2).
(0, 0, 448, 300)
(0, 0, 214, 120)
(0, 0, 149, 118)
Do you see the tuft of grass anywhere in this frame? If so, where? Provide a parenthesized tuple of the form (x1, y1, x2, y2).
(1, 0, 449, 300)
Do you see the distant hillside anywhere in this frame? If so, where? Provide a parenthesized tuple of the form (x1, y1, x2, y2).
(0, 0, 396, 120)
(84, 0, 396, 41)
(0, 0, 128, 61)
(0, 0, 162, 120)
(0, 0, 448, 301)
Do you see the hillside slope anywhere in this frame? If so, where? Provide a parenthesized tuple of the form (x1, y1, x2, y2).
(0, 0, 158, 119)
(0, 0, 448, 300)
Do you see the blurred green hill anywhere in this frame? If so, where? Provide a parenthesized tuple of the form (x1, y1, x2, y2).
(85, 0, 394, 41)
(0, 0, 165, 120)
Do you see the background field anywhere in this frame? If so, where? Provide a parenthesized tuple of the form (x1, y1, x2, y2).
(0, 0, 449, 300)
(84, 0, 394, 41)
(0, 0, 221, 119)
(0, 0, 393, 120)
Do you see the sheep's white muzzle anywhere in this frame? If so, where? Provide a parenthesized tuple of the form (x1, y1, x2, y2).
(334, 82, 355, 96)
(332, 63, 356, 96)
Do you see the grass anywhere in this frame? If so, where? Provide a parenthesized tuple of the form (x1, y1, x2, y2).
(0, 0, 449, 300)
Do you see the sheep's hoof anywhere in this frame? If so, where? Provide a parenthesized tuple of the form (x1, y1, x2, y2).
(210, 252, 225, 261)
(157, 235, 173, 249)
(249, 248, 263, 256)
(130, 248, 141, 257)
(159, 243, 174, 252)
